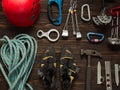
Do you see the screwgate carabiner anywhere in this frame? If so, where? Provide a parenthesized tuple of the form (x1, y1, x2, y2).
(48, 0, 63, 26)
(87, 32, 104, 43)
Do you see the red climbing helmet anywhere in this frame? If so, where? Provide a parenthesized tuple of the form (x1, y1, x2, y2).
(2, 0, 40, 27)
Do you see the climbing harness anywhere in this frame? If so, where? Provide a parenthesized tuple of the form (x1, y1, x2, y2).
(60, 47, 79, 90)
(38, 46, 57, 89)
(62, 0, 82, 39)
(0, 34, 37, 90)
(2, 0, 40, 27)
(108, 6, 120, 45)
(92, 0, 112, 26)
(81, 4, 91, 21)
(37, 29, 60, 42)
(48, 0, 63, 26)
(87, 32, 105, 43)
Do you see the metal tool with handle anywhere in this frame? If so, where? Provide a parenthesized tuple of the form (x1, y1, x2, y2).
(87, 32, 105, 43)
(86, 55, 91, 90)
(48, 0, 63, 25)
(80, 49, 101, 90)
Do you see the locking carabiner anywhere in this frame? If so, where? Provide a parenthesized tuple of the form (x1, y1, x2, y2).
(48, 0, 63, 26)
(87, 32, 105, 43)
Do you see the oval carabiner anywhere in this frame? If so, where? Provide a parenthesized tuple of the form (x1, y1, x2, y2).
(87, 32, 105, 43)
(81, 4, 91, 21)
(48, 0, 63, 26)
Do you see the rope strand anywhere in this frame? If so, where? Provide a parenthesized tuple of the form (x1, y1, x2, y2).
(0, 34, 37, 90)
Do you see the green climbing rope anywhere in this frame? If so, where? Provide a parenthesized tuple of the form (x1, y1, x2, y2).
(0, 34, 37, 90)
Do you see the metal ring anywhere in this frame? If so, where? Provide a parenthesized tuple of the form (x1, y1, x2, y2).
(37, 30, 44, 38)
(37, 29, 60, 42)
(47, 29, 60, 42)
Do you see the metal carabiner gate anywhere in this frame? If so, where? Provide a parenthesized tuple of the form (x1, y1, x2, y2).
(81, 4, 91, 21)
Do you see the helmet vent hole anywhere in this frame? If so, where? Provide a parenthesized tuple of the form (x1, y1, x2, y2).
(33, 2, 35, 6)
(32, 8, 34, 11)
(31, 15, 35, 20)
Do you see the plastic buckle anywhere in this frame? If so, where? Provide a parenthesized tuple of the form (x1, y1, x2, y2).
(87, 32, 105, 43)
(48, 0, 63, 26)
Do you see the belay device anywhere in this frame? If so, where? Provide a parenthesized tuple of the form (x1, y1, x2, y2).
(2, 0, 40, 27)
(48, 0, 63, 25)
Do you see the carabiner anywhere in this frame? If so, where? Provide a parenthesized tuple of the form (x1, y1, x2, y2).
(81, 4, 91, 21)
(87, 32, 105, 43)
(48, 0, 63, 26)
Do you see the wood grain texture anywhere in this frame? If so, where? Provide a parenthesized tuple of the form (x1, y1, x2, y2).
(0, 0, 120, 90)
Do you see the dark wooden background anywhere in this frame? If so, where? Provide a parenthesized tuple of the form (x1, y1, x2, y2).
(0, 0, 120, 90)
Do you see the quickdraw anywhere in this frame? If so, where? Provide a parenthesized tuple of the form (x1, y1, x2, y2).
(62, 0, 82, 39)
(48, 0, 63, 26)
(87, 32, 105, 43)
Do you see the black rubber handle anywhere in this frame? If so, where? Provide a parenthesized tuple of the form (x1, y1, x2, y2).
(86, 67, 91, 90)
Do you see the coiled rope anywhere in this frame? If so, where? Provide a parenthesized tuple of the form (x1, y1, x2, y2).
(0, 34, 37, 90)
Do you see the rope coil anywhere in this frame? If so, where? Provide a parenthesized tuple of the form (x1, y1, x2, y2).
(0, 34, 37, 90)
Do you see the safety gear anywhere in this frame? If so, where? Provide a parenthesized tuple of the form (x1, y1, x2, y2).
(38, 46, 57, 90)
(2, 0, 40, 27)
(60, 47, 79, 90)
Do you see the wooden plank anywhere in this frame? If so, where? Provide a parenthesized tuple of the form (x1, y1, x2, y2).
(0, 0, 120, 90)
